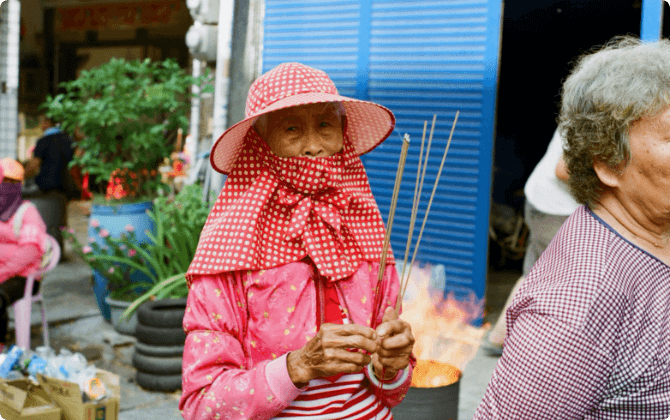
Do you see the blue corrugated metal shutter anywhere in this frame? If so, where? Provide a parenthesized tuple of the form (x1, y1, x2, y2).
(262, 0, 503, 319)
(263, 0, 361, 97)
(364, 0, 502, 313)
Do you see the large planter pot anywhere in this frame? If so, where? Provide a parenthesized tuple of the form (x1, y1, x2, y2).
(89, 201, 154, 321)
(105, 295, 138, 336)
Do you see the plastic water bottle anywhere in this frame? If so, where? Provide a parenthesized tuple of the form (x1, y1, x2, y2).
(0, 346, 23, 378)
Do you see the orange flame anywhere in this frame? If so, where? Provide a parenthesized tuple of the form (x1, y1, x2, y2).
(399, 263, 490, 387)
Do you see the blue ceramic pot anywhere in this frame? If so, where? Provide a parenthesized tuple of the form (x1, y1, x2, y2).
(88, 201, 155, 321)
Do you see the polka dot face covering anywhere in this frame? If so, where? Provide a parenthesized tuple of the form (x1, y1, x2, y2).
(188, 129, 394, 283)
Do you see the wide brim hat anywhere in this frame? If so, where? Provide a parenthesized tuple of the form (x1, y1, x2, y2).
(0, 158, 24, 181)
(210, 62, 396, 174)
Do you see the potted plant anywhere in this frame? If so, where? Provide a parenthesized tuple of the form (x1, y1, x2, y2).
(63, 222, 153, 335)
(63, 183, 213, 334)
(42, 57, 212, 318)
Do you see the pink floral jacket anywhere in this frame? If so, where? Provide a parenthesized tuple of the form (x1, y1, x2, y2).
(0, 202, 47, 282)
(180, 261, 414, 419)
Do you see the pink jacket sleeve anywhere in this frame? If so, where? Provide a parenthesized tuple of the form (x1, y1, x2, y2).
(180, 272, 301, 420)
(363, 263, 416, 409)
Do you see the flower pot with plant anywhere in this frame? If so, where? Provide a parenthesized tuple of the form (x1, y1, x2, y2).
(42, 57, 212, 318)
(64, 184, 213, 334)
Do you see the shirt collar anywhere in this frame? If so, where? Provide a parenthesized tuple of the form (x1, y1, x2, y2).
(43, 127, 61, 136)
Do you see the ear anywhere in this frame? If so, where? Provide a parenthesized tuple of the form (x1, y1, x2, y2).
(593, 159, 621, 188)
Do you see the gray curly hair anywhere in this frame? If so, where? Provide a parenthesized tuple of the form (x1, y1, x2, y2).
(559, 35, 670, 206)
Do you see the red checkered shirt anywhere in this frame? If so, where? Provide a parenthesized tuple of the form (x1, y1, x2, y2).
(474, 206, 670, 419)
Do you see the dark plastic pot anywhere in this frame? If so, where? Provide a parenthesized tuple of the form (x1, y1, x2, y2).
(391, 379, 460, 420)
(105, 295, 138, 336)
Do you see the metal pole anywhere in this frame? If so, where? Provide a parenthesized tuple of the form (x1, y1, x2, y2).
(0, 0, 20, 158)
(207, 0, 235, 198)
(189, 58, 201, 151)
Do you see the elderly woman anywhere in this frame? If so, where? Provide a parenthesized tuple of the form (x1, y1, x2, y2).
(0, 158, 47, 350)
(473, 36, 670, 419)
(180, 63, 415, 419)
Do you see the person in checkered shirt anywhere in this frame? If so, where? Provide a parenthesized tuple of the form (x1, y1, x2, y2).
(474, 35, 670, 419)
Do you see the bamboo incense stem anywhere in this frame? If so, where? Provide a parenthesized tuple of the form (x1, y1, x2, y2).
(396, 115, 437, 311)
(402, 115, 436, 271)
(398, 111, 460, 309)
(376, 134, 411, 289)
(399, 121, 427, 285)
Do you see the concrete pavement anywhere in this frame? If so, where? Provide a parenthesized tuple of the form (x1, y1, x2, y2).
(8, 199, 516, 420)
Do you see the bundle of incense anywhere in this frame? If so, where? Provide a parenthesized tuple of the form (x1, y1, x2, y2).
(370, 111, 460, 319)
(396, 111, 459, 311)
(372, 134, 410, 323)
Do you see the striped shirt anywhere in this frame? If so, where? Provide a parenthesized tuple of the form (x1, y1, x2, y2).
(273, 279, 406, 419)
(274, 373, 391, 419)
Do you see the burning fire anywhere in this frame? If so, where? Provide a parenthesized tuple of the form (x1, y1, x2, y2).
(398, 263, 490, 388)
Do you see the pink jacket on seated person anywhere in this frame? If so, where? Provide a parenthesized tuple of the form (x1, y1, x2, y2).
(0, 202, 47, 282)
(180, 261, 414, 420)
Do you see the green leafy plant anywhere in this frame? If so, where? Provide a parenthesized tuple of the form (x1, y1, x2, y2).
(41, 57, 213, 202)
(64, 184, 214, 302)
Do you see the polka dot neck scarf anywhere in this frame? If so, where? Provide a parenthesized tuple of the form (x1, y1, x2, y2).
(188, 128, 394, 284)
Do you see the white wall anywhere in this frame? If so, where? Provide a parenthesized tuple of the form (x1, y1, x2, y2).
(0, 0, 20, 158)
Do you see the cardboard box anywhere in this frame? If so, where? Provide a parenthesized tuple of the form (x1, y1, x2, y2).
(0, 379, 62, 420)
(37, 369, 120, 420)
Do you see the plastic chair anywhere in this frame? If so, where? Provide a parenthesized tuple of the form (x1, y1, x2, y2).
(12, 234, 60, 350)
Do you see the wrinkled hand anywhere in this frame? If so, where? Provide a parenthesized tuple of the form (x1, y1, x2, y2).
(287, 323, 378, 388)
(372, 307, 415, 381)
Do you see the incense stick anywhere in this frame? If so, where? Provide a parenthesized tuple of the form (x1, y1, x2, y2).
(376, 134, 411, 290)
(398, 116, 435, 295)
(397, 111, 459, 310)
(398, 122, 427, 285)
(395, 115, 436, 311)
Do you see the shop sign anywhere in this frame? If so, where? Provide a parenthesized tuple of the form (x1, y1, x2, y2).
(56, 1, 182, 32)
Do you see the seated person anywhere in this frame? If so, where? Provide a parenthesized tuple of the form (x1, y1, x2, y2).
(0, 158, 47, 350)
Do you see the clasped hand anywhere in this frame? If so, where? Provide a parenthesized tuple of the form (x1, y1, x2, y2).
(287, 307, 414, 387)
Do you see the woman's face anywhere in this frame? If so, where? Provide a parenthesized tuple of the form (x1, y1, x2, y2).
(611, 105, 670, 219)
(263, 104, 344, 158)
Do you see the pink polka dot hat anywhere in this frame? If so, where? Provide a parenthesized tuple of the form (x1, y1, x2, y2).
(209, 62, 396, 174)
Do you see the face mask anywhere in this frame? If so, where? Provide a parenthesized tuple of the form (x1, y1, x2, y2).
(0, 182, 22, 222)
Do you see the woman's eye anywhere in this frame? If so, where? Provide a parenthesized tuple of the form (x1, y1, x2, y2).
(320, 121, 332, 127)
(286, 126, 298, 132)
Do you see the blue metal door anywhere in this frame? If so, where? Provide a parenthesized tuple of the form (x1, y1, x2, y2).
(262, 0, 503, 319)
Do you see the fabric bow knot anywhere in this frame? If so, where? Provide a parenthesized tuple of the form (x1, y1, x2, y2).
(277, 185, 352, 242)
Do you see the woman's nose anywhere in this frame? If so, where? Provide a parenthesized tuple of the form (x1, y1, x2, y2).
(302, 130, 324, 157)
